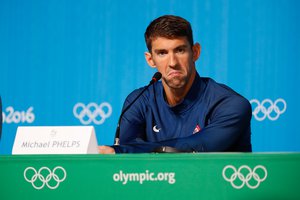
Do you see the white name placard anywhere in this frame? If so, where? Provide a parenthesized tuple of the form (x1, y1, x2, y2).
(12, 126, 99, 154)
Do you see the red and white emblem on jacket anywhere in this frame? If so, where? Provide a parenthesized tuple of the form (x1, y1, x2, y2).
(193, 124, 201, 134)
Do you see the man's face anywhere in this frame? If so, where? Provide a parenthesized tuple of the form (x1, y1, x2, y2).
(145, 37, 200, 90)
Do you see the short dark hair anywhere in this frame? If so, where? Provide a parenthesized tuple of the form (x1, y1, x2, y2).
(144, 15, 194, 52)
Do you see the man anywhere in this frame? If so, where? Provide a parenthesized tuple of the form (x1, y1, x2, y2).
(99, 15, 252, 154)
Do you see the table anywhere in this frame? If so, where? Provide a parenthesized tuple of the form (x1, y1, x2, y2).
(0, 153, 299, 200)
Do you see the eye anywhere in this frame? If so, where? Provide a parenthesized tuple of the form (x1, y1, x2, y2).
(157, 51, 167, 57)
(176, 48, 185, 54)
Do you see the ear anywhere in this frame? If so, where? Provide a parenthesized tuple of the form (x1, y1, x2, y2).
(192, 43, 201, 62)
(144, 52, 156, 68)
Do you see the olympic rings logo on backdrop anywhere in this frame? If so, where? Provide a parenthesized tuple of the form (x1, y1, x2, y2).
(73, 102, 112, 125)
(222, 165, 267, 189)
(24, 166, 67, 190)
(250, 98, 287, 121)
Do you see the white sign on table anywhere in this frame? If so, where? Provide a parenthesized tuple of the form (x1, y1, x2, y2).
(12, 126, 99, 154)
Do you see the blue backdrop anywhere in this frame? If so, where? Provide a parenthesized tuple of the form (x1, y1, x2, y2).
(1, 0, 299, 154)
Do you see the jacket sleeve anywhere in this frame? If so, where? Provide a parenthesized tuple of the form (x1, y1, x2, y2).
(112, 95, 252, 153)
(112, 90, 165, 153)
(159, 95, 252, 152)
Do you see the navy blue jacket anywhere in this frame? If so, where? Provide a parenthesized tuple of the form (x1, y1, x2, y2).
(113, 73, 252, 153)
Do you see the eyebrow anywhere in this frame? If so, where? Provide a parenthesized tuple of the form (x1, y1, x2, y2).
(175, 44, 189, 49)
(153, 44, 189, 53)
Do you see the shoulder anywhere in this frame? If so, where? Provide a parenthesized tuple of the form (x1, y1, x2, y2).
(202, 78, 238, 96)
(123, 81, 162, 107)
(202, 78, 252, 118)
(202, 78, 248, 101)
(126, 87, 147, 101)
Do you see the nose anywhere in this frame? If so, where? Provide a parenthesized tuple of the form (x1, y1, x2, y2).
(168, 53, 178, 68)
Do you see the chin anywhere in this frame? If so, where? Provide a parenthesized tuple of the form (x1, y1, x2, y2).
(164, 76, 186, 87)
(167, 81, 186, 89)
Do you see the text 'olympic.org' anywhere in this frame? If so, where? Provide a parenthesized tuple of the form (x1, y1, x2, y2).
(113, 170, 176, 185)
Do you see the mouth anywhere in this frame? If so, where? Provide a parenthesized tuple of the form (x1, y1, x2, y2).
(168, 70, 182, 76)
